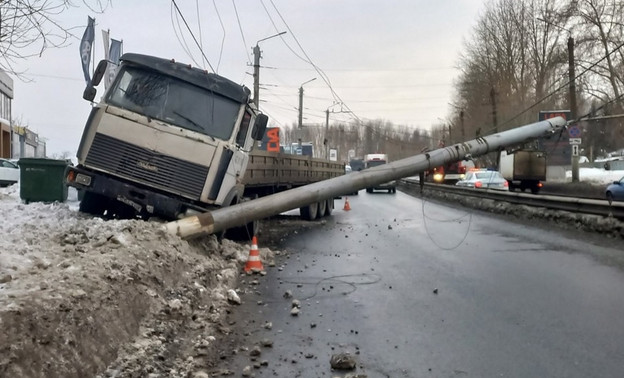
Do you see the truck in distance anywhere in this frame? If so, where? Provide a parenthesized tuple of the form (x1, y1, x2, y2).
(364, 153, 396, 193)
(499, 149, 546, 194)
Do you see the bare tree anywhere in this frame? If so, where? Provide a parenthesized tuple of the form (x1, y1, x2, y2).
(0, 0, 111, 75)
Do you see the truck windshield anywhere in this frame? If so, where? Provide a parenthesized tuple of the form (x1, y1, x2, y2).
(106, 66, 241, 140)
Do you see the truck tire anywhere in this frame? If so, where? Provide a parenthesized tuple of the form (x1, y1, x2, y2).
(366, 188, 373, 193)
(317, 200, 327, 218)
(300, 202, 319, 221)
(325, 198, 334, 216)
(79, 192, 108, 216)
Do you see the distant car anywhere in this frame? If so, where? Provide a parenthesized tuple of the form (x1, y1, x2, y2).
(0, 158, 20, 187)
(606, 176, 624, 202)
(456, 170, 509, 191)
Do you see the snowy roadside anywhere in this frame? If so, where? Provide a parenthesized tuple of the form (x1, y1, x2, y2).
(0, 184, 277, 378)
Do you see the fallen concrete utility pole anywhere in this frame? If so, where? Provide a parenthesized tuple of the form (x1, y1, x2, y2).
(165, 116, 567, 239)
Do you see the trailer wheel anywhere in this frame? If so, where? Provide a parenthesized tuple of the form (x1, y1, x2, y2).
(79, 192, 108, 216)
(325, 198, 334, 216)
(317, 200, 327, 218)
(300, 202, 319, 221)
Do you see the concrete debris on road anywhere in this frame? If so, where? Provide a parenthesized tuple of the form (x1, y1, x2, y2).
(227, 289, 241, 305)
(330, 353, 357, 370)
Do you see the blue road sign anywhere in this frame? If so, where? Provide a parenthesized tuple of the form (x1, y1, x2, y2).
(568, 125, 581, 138)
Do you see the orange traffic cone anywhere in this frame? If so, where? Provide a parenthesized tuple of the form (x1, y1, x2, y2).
(244, 236, 264, 273)
(343, 197, 351, 211)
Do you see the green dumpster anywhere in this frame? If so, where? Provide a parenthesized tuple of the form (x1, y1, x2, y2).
(18, 158, 69, 203)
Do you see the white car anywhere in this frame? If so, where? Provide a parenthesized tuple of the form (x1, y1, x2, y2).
(456, 169, 509, 191)
(0, 158, 20, 187)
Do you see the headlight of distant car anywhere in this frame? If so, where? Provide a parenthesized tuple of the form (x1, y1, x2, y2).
(433, 173, 444, 182)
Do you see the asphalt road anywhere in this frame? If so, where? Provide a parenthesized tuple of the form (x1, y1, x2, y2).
(223, 190, 624, 377)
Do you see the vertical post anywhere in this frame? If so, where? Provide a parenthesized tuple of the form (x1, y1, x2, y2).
(569, 36, 579, 183)
(490, 87, 498, 134)
(298, 86, 303, 129)
(253, 45, 260, 108)
(325, 108, 330, 159)
(460, 110, 466, 142)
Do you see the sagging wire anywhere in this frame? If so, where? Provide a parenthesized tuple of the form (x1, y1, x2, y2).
(171, 0, 216, 73)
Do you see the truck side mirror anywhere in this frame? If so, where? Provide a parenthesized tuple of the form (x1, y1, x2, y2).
(83, 85, 97, 101)
(92, 60, 108, 86)
(251, 114, 268, 141)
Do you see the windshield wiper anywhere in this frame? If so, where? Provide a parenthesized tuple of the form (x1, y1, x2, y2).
(173, 111, 204, 132)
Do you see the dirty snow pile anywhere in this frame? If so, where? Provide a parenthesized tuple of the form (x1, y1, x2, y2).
(0, 184, 275, 378)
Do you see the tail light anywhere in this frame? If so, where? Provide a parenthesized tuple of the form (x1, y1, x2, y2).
(537, 182, 543, 188)
(475, 181, 483, 188)
(504, 181, 509, 187)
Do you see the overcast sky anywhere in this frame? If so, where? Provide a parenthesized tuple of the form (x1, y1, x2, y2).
(11, 0, 486, 156)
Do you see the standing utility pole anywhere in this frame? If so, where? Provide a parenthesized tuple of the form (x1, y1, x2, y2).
(252, 44, 260, 108)
(568, 36, 579, 183)
(460, 110, 466, 142)
(252, 31, 286, 108)
(298, 78, 316, 128)
(490, 87, 498, 134)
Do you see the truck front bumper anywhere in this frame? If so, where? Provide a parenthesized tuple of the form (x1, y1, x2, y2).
(65, 165, 202, 219)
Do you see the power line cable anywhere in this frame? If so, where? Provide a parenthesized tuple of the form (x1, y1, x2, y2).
(195, 0, 206, 70)
(211, 0, 226, 73)
(231, 0, 252, 65)
(171, 0, 216, 73)
(496, 40, 624, 132)
(170, 2, 202, 67)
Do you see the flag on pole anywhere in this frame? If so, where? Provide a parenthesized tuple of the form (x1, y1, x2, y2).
(109, 39, 122, 64)
(80, 17, 95, 85)
(105, 39, 123, 88)
(102, 29, 110, 61)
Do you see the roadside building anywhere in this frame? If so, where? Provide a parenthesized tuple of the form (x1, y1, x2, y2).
(0, 70, 13, 159)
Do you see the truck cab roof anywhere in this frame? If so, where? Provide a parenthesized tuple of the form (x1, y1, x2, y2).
(120, 53, 251, 105)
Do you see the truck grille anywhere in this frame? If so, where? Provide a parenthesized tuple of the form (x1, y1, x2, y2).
(85, 133, 208, 199)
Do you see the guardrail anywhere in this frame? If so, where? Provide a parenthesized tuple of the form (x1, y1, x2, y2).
(400, 178, 624, 220)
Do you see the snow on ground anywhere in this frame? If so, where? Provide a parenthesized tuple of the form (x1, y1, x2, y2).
(565, 167, 624, 184)
(0, 184, 276, 378)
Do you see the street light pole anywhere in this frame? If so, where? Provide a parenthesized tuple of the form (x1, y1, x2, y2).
(568, 36, 580, 182)
(298, 77, 316, 129)
(252, 31, 286, 108)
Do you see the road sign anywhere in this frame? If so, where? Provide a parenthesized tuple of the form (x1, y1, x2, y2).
(572, 144, 579, 156)
(568, 125, 582, 138)
(539, 110, 571, 121)
(569, 138, 582, 145)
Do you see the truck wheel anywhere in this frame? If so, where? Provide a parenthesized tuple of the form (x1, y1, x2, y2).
(366, 188, 373, 193)
(325, 198, 334, 216)
(300, 202, 318, 221)
(79, 192, 108, 216)
(317, 200, 327, 218)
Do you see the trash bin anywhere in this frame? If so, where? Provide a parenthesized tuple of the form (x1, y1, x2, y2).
(18, 158, 69, 203)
